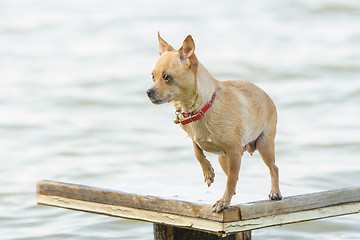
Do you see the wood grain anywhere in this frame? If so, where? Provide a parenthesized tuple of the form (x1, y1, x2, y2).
(225, 202, 360, 233)
(36, 194, 224, 234)
(235, 187, 360, 220)
(37, 180, 240, 222)
(36, 180, 360, 234)
(153, 224, 251, 240)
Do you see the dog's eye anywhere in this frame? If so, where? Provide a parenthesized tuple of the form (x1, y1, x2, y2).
(162, 74, 172, 82)
(151, 73, 155, 82)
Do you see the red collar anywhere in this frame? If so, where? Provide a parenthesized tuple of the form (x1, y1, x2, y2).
(175, 92, 216, 125)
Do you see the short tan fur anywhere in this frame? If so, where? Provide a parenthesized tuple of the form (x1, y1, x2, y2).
(147, 33, 282, 213)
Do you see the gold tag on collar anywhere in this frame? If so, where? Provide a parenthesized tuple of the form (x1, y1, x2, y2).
(174, 109, 181, 124)
(174, 115, 180, 124)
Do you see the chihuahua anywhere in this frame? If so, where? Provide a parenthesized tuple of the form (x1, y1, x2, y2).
(146, 33, 282, 213)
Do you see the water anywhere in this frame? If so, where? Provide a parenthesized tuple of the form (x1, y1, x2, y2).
(1, 0, 360, 239)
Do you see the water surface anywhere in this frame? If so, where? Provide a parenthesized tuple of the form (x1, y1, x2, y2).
(1, 0, 360, 239)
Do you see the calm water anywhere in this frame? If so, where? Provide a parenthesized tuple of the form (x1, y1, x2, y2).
(1, 0, 360, 239)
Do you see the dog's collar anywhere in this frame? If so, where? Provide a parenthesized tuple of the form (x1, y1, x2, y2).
(174, 92, 216, 125)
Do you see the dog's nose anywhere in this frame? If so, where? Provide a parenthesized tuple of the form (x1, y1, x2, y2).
(146, 88, 155, 98)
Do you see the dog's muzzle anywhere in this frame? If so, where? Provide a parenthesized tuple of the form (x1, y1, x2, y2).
(146, 88, 155, 98)
(146, 88, 164, 104)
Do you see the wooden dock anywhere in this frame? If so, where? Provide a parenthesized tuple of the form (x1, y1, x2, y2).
(36, 180, 360, 239)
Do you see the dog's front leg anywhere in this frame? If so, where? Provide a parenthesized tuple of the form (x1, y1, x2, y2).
(213, 148, 242, 213)
(193, 141, 215, 187)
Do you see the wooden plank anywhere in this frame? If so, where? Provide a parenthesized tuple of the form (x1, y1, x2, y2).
(36, 181, 360, 235)
(37, 180, 240, 222)
(36, 194, 224, 235)
(225, 201, 360, 234)
(37, 192, 360, 235)
(235, 187, 360, 220)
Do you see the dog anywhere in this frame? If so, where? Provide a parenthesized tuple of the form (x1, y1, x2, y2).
(146, 33, 282, 213)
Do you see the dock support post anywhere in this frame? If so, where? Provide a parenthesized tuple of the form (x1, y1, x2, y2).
(153, 223, 251, 240)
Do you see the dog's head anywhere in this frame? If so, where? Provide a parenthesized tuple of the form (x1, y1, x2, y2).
(146, 33, 198, 104)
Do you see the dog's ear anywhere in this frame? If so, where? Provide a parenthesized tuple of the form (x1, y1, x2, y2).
(178, 35, 195, 68)
(158, 32, 174, 55)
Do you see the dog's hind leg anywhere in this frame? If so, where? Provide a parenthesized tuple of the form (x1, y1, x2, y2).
(193, 141, 215, 187)
(256, 131, 282, 200)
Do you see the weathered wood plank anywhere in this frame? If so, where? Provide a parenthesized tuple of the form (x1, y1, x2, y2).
(235, 187, 360, 220)
(37, 191, 360, 235)
(225, 201, 360, 233)
(36, 180, 360, 235)
(37, 180, 240, 222)
(36, 194, 224, 234)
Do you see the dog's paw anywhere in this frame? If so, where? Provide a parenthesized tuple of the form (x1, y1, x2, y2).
(269, 191, 282, 200)
(204, 167, 215, 187)
(212, 199, 230, 213)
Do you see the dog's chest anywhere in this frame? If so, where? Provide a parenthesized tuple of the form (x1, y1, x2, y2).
(196, 139, 224, 155)
(182, 124, 224, 155)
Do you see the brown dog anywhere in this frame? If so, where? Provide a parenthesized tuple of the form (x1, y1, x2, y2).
(147, 33, 282, 213)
